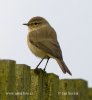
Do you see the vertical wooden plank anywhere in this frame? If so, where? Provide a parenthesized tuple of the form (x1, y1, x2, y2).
(58, 79, 88, 100)
(0, 59, 91, 100)
(0, 60, 16, 100)
(45, 73, 59, 100)
(30, 69, 47, 100)
(15, 64, 31, 100)
(88, 88, 92, 100)
(30, 69, 59, 100)
(74, 79, 88, 100)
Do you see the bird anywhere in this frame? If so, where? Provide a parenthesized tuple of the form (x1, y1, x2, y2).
(23, 16, 72, 75)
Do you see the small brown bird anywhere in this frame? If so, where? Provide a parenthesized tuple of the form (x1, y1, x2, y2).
(23, 16, 72, 75)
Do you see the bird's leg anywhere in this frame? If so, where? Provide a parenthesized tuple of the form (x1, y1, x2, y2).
(36, 58, 45, 69)
(43, 58, 50, 71)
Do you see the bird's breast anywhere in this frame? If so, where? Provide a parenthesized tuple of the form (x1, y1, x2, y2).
(27, 35, 48, 58)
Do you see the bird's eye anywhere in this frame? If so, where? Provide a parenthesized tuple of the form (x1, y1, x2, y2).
(34, 22, 38, 25)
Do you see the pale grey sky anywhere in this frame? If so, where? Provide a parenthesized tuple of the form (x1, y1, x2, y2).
(0, 0, 92, 86)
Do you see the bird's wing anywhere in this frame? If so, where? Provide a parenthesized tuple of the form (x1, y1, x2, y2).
(29, 27, 63, 59)
(31, 38, 63, 59)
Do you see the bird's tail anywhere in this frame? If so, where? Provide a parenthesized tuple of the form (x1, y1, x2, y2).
(56, 59, 72, 75)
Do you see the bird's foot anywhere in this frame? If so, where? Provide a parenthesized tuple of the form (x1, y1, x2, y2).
(34, 68, 46, 74)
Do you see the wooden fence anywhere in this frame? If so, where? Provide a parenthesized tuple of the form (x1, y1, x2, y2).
(0, 60, 92, 100)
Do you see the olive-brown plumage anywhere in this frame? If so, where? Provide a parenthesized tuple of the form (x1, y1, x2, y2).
(23, 16, 72, 75)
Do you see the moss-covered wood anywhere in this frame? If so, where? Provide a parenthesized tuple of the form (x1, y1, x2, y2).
(46, 73, 59, 100)
(0, 59, 92, 100)
(30, 69, 59, 100)
(88, 88, 92, 100)
(15, 64, 31, 100)
(0, 60, 16, 100)
(30, 69, 47, 100)
(58, 79, 88, 100)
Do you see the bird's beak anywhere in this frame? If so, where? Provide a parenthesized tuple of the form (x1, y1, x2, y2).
(23, 23, 29, 26)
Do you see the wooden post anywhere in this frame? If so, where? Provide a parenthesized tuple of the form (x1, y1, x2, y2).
(15, 64, 31, 100)
(58, 79, 88, 100)
(30, 69, 59, 100)
(88, 88, 92, 100)
(30, 69, 47, 100)
(0, 60, 16, 100)
(46, 73, 59, 100)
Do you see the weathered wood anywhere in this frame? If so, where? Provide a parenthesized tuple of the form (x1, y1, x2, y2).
(0, 60, 16, 100)
(30, 69, 47, 100)
(46, 73, 59, 100)
(30, 69, 59, 100)
(0, 60, 92, 100)
(15, 64, 31, 100)
(58, 79, 88, 100)
(88, 88, 92, 100)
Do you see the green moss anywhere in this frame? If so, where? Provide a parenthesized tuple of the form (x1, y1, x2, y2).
(0, 60, 16, 100)
(88, 88, 92, 100)
(58, 79, 88, 100)
(30, 69, 47, 100)
(0, 60, 91, 100)
(15, 64, 31, 100)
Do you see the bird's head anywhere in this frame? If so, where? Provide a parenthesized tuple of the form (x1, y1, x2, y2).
(23, 16, 49, 31)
